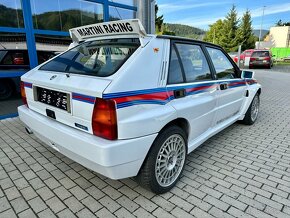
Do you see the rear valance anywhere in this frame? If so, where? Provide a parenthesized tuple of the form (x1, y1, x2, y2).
(69, 19, 147, 43)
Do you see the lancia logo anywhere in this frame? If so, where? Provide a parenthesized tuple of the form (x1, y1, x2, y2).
(50, 75, 57, 80)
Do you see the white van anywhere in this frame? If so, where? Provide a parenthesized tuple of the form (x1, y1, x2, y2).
(18, 19, 261, 193)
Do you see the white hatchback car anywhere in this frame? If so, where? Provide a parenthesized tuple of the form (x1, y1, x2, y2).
(18, 19, 261, 193)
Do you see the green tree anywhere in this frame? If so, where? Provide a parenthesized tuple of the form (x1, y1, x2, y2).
(155, 4, 164, 33)
(204, 19, 224, 44)
(237, 10, 255, 50)
(219, 5, 240, 52)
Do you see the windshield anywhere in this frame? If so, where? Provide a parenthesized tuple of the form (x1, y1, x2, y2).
(40, 38, 140, 77)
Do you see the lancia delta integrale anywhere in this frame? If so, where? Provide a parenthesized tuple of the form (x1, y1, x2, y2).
(18, 19, 261, 193)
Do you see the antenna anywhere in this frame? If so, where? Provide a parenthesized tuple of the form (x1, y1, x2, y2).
(111, 0, 123, 20)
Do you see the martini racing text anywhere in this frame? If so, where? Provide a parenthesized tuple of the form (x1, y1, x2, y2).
(77, 22, 134, 37)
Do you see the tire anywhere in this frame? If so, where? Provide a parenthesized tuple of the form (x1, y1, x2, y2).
(136, 126, 187, 194)
(240, 94, 260, 125)
(0, 80, 13, 100)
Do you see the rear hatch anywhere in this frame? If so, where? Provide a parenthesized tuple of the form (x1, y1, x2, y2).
(22, 38, 140, 135)
(250, 51, 270, 64)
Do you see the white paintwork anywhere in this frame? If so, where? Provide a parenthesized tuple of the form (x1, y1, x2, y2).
(245, 56, 250, 67)
(18, 21, 261, 180)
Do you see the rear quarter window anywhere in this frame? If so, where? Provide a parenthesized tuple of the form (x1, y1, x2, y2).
(40, 38, 140, 77)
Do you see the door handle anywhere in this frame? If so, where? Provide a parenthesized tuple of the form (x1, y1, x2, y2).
(220, 83, 228, 90)
(174, 89, 186, 99)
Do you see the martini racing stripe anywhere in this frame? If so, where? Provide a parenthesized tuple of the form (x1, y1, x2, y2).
(105, 80, 252, 109)
(72, 93, 95, 104)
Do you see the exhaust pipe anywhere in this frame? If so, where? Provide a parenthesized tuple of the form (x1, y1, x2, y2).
(25, 127, 33, 134)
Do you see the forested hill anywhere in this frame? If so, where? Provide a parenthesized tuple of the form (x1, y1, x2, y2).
(165, 23, 205, 39)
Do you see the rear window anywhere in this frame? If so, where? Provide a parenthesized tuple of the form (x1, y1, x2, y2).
(251, 51, 269, 58)
(40, 38, 140, 77)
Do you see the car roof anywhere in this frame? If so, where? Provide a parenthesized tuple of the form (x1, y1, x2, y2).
(156, 35, 222, 49)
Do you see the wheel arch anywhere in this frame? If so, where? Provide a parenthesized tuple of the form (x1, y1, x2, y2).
(137, 117, 190, 175)
(159, 118, 190, 140)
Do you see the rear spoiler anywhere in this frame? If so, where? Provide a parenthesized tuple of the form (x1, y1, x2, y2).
(69, 19, 148, 47)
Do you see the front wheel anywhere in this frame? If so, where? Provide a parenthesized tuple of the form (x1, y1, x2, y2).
(136, 126, 187, 194)
(240, 94, 260, 125)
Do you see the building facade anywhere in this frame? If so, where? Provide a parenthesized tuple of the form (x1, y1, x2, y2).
(269, 26, 290, 48)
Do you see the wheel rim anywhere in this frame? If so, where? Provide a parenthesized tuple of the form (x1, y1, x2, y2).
(251, 95, 259, 121)
(155, 134, 186, 187)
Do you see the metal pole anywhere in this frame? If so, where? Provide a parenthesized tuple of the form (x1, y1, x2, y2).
(258, 6, 266, 49)
(238, 45, 242, 68)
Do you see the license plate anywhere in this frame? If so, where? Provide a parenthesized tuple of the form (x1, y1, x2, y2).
(36, 87, 70, 112)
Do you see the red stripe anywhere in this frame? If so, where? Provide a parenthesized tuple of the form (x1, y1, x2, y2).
(229, 81, 246, 86)
(113, 92, 169, 104)
(186, 85, 217, 93)
(73, 95, 95, 103)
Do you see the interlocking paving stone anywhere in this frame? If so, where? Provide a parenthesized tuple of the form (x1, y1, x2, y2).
(1, 70, 290, 217)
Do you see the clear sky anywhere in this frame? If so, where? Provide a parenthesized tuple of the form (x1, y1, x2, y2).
(156, 0, 290, 30)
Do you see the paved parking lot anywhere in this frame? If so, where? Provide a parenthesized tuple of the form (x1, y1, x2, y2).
(0, 70, 290, 218)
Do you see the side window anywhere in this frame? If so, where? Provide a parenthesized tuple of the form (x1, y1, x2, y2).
(168, 46, 184, 84)
(206, 47, 237, 79)
(175, 44, 211, 82)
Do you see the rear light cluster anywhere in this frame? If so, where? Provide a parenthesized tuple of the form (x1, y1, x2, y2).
(92, 98, 117, 140)
(20, 81, 28, 107)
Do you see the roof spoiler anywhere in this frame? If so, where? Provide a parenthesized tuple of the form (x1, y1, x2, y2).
(69, 19, 148, 47)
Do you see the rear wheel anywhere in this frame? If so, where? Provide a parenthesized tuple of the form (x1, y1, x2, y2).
(0, 80, 13, 100)
(136, 126, 187, 194)
(240, 94, 260, 125)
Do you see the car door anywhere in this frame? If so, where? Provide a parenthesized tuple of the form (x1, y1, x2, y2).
(167, 41, 218, 144)
(206, 46, 247, 126)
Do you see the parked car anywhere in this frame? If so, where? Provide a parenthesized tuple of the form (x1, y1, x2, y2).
(233, 49, 255, 64)
(18, 19, 261, 193)
(0, 49, 55, 100)
(249, 50, 273, 69)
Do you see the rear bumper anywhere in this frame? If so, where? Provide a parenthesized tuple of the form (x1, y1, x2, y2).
(18, 105, 157, 179)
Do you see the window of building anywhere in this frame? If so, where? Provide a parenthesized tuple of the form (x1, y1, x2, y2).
(206, 47, 236, 79)
(175, 43, 211, 82)
(31, 0, 104, 31)
(109, 6, 136, 21)
(0, 0, 24, 28)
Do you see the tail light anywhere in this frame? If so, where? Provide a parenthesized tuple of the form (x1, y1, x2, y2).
(20, 81, 28, 106)
(250, 57, 256, 62)
(264, 57, 270, 61)
(92, 98, 117, 140)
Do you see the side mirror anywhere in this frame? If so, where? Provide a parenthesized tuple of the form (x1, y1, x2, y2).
(241, 70, 255, 79)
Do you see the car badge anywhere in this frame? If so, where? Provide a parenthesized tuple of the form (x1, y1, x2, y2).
(50, 75, 57, 80)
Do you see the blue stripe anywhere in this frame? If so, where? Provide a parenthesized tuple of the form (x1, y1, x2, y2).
(72, 93, 95, 101)
(72, 98, 95, 104)
(105, 80, 247, 99)
(117, 100, 168, 109)
(103, 87, 167, 99)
